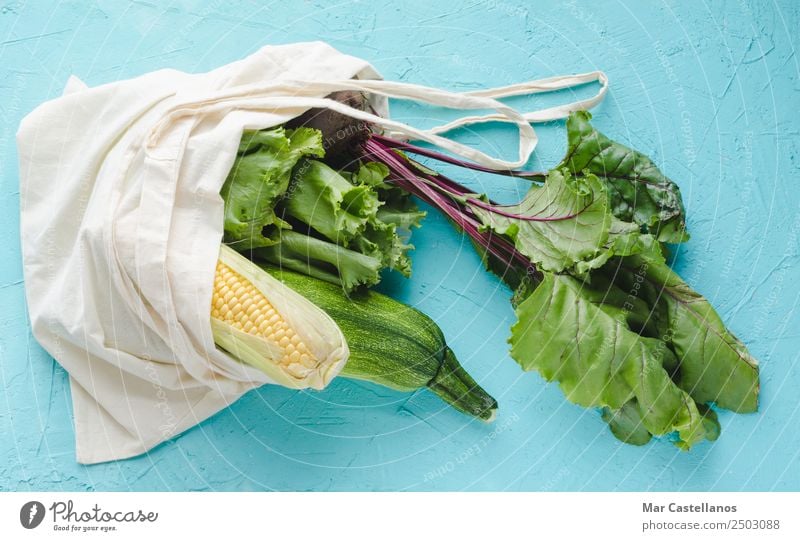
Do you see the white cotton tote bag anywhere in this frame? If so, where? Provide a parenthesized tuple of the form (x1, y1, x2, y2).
(18, 41, 606, 464)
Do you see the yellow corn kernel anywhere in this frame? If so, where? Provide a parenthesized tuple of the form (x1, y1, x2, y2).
(211, 260, 317, 373)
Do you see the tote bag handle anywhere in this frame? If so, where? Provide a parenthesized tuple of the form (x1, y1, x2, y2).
(147, 72, 607, 170)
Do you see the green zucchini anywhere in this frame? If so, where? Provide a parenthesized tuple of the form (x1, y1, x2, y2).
(263, 265, 498, 422)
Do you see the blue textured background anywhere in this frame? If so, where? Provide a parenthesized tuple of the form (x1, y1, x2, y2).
(1, 0, 798, 491)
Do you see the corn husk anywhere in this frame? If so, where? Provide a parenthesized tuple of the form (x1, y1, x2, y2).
(212, 244, 349, 389)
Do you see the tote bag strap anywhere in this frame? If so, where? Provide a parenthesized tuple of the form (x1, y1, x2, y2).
(419, 71, 609, 136)
(330, 78, 538, 169)
(147, 73, 605, 170)
(148, 78, 535, 169)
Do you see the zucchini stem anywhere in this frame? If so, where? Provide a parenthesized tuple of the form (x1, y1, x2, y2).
(427, 348, 498, 422)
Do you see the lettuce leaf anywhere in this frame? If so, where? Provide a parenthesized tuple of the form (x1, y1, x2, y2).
(287, 159, 381, 244)
(351, 161, 392, 188)
(255, 230, 383, 291)
(221, 127, 324, 249)
(350, 221, 413, 278)
(221, 127, 424, 292)
(283, 160, 423, 286)
(375, 187, 427, 230)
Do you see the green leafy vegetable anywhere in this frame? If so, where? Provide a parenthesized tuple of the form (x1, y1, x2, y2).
(221, 127, 324, 249)
(221, 127, 424, 291)
(601, 401, 655, 446)
(254, 230, 383, 291)
(510, 271, 716, 448)
(286, 159, 381, 243)
(469, 168, 611, 273)
(610, 251, 760, 413)
(557, 111, 688, 243)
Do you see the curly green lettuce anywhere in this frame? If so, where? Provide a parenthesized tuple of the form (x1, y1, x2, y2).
(220, 127, 424, 292)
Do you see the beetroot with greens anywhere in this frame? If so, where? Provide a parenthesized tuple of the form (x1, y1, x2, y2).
(223, 92, 759, 449)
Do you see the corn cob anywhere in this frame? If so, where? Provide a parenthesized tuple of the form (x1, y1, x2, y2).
(210, 245, 348, 390)
(212, 259, 317, 377)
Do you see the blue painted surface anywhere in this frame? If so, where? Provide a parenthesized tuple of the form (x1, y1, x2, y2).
(1, 0, 798, 491)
